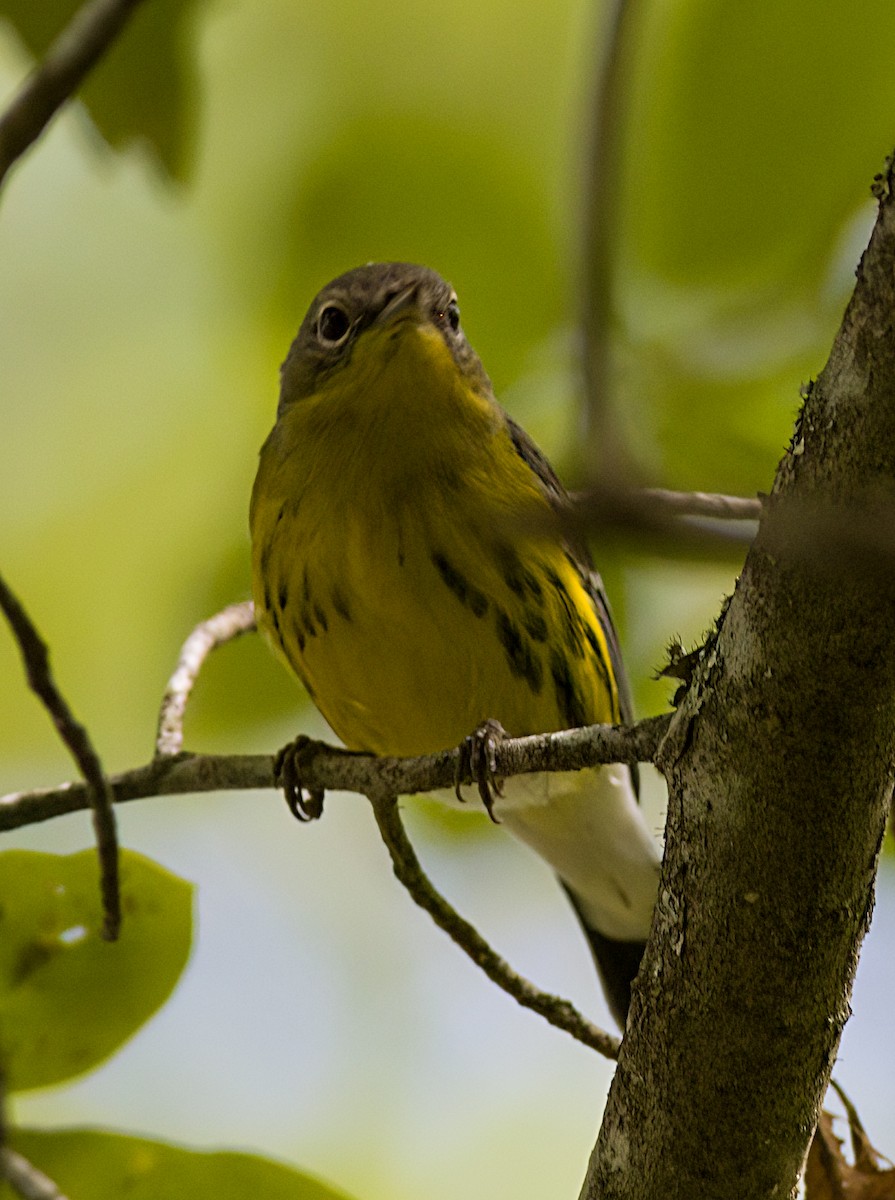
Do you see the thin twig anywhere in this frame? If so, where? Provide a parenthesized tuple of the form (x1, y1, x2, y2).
(156, 600, 256, 756)
(637, 488, 763, 521)
(1, 1149, 68, 1200)
(0, 0, 147, 192)
(0, 716, 671, 833)
(561, 484, 759, 558)
(568, 483, 895, 574)
(580, 0, 647, 486)
(368, 789, 621, 1059)
(0, 574, 119, 939)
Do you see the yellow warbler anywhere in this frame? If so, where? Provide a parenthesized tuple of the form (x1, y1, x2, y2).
(250, 262, 660, 1023)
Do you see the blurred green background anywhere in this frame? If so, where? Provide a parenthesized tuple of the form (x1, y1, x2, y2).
(1, 0, 894, 1195)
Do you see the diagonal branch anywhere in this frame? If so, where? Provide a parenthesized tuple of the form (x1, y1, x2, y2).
(368, 788, 621, 1058)
(0, 574, 120, 940)
(0, 1148, 69, 1200)
(0, 0, 147, 192)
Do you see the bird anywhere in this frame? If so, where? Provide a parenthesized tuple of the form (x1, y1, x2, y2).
(249, 262, 661, 1025)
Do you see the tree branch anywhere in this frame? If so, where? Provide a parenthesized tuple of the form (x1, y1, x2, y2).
(1, 608, 666, 1055)
(2, 725, 641, 1056)
(0, 716, 670, 832)
(367, 788, 621, 1058)
(0, 0, 147, 192)
(569, 483, 895, 568)
(0, 574, 120, 940)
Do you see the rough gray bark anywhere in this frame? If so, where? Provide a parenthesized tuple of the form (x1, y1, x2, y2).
(580, 166, 895, 1198)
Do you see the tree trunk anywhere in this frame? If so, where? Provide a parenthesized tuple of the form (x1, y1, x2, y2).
(581, 163, 895, 1199)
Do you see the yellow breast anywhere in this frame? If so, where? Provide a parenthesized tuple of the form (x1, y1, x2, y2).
(250, 321, 619, 756)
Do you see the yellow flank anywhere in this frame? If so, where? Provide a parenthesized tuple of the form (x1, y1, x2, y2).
(250, 263, 621, 759)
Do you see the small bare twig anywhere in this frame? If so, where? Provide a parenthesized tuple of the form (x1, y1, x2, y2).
(0, 0, 147, 192)
(155, 600, 256, 756)
(0, 1149, 68, 1200)
(368, 789, 621, 1059)
(0, 574, 120, 939)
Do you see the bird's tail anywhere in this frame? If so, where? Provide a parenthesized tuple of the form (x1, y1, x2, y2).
(562, 888, 647, 1026)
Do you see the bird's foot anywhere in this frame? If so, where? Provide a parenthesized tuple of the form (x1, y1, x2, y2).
(455, 718, 507, 824)
(275, 735, 326, 822)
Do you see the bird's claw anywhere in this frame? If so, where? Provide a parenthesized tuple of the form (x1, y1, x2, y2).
(455, 718, 507, 824)
(275, 735, 326, 822)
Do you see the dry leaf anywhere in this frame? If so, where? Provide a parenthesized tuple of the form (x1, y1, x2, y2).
(805, 1085, 895, 1199)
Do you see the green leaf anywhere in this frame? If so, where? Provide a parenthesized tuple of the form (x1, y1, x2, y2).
(0, 0, 204, 179)
(0, 849, 193, 1092)
(10, 1128, 356, 1200)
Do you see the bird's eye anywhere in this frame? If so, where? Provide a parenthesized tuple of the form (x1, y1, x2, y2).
(445, 299, 461, 333)
(316, 303, 351, 346)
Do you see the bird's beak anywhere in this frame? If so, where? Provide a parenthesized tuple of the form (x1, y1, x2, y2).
(375, 282, 422, 328)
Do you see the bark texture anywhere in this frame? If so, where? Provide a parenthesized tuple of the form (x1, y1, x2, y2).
(581, 166, 895, 1198)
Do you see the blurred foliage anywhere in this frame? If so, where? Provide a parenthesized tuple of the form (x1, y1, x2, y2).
(272, 112, 567, 395)
(1, 1, 894, 1198)
(616, 0, 895, 493)
(0, 0, 203, 178)
(0, 850, 193, 1091)
(11, 1128, 355, 1199)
